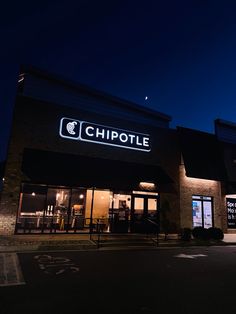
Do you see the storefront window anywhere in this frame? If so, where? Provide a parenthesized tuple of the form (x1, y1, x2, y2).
(70, 188, 86, 229)
(17, 184, 47, 231)
(85, 189, 112, 231)
(192, 195, 213, 228)
(226, 197, 236, 228)
(17, 184, 88, 233)
(17, 185, 157, 234)
(46, 188, 70, 231)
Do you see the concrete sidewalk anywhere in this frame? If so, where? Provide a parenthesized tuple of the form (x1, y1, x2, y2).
(0, 233, 236, 252)
(0, 234, 96, 252)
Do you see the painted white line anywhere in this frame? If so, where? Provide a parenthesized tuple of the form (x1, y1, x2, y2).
(0, 253, 25, 286)
(174, 253, 208, 259)
(34, 254, 80, 275)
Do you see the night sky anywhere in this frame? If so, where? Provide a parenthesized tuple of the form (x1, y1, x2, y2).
(1, 0, 236, 161)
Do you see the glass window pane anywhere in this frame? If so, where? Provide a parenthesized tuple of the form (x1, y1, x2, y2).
(17, 184, 47, 232)
(202, 196, 212, 201)
(47, 188, 70, 216)
(227, 198, 236, 228)
(203, 201, 213, 228)
(71, 188, 86, 216)
(113, 194, 131, 209)
(70, 189, 86, 230)
(148, 198, 157, 211)
(86, 190, 111, 227)
(192, 200, 202, 227)
(192, 195, 201, 200)
(93, 190, 110, 219)
(134, 197, 144, 211)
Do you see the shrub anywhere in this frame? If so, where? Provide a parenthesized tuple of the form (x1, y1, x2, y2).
(192, 227, 210, 240)
(207, 227, 224, 240)
(192, 227, 205, 239)
(180, 228, 192, 241)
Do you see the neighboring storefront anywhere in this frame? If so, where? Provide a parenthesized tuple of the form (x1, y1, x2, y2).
(0, 66, 235, 235)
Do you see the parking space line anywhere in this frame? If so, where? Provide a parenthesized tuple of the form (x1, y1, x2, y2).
(0, 253, 25, 287)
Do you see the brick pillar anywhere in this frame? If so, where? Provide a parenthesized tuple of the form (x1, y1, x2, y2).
(0, 154, 23, 235)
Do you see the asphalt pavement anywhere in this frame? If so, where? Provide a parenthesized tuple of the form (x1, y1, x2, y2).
(2, 246, 236, 313)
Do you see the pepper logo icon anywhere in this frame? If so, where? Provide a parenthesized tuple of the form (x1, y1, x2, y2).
(59, 118, 80, 139)
(66, 121, 77, 135)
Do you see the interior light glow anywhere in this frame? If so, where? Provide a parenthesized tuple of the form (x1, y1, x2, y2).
(79, 194, 84, 199)
(139, 182, 156, 191)
(32, 192, 36, 196)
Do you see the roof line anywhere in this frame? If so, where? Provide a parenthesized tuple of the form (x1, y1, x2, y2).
(19, 64, 172, 122)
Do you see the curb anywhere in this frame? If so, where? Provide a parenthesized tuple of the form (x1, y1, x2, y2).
(0, 240, 235, 253)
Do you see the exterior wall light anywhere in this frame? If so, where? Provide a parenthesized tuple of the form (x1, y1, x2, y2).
(139, 182, 156, 190)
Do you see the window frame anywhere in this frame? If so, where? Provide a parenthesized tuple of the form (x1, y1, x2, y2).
(192, 195, 214, 228)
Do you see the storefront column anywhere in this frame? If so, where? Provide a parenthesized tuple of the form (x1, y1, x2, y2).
(89, 187, 95, 235)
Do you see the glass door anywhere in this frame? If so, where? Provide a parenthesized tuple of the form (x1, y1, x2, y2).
(109, 193, 131, 233)
(131, 193, 158, 233)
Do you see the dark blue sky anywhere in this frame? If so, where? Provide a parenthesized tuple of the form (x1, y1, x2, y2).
(1, 0, 236, 161)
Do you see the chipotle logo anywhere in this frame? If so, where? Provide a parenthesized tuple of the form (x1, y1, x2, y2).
(59, 117, 151, 152)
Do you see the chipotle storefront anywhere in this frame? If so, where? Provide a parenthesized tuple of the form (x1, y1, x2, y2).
(18, 148, 172, 234)
(0, 66, 178, 235)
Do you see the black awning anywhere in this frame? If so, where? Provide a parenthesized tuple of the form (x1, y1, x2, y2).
(225, 182, 236, 194)
(21, 148, 173, 191)
(178, 127, 227, 181)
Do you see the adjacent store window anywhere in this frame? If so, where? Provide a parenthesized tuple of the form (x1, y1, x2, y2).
(226, 198, 236, 228)
(192, 195, 213, 228)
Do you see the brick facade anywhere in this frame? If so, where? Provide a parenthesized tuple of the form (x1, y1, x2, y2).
(179, 164, 226, 230)
(0, 67, 234, 235)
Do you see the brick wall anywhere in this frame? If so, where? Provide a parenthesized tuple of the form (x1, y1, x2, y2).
(179, 164, 226, 231)
(0, 95, 178, 235)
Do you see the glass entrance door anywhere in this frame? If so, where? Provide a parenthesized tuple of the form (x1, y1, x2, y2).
(109, 193, 131, 233)
(130, 193, 158, 233)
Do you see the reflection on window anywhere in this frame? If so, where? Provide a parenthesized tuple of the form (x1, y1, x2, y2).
(19, 184, 47, 216)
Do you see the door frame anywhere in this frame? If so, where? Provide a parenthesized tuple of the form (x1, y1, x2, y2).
(130, 193, 159, 233)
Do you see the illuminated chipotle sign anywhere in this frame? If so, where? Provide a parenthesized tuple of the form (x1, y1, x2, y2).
(59, 117, 151, 152)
